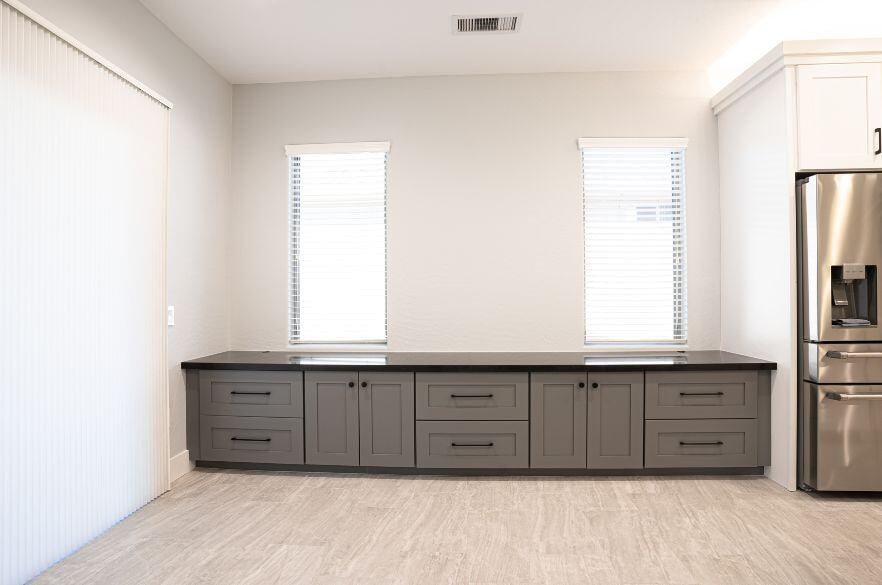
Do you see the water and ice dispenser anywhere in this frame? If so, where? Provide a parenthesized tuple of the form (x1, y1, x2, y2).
(831, 263, 877, 327)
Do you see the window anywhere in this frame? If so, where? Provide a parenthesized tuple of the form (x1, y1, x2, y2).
(286, 142, 389, 344)
(579, 138, 687, 345)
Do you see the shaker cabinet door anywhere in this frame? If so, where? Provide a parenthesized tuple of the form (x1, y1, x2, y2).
(587, 372, 644, 469)
(359, 372, 415, 467)
(530, 372, 588, 468)
(797, 63, 882, 170)
(305, 371, 360, 465)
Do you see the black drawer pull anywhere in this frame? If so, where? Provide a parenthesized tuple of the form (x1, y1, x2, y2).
(230, 391, 272, 396)
(450, 393, 494, 399)
(231, 437, 271, 442)
(679, 441, 723, 446)
(679, 392, 724, 396)
(875, 127, 881, 155)
(451, 442, 494, 447)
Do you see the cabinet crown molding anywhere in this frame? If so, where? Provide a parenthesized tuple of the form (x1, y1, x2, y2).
(712, 38, 882, 115)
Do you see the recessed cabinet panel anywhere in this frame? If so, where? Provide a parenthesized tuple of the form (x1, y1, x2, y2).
(416, 373, 528, 420)
(305, 372, 359, 466)
(645, 371, 757, 419)
(416, 421, 528, 468)
(530, 373, 587, 468)
(797, 63, 882, 170)
(359, 373, 415, 467)
(645, 419, 757, 468)
(199, 370, 303, 418)
(199, 415, 304, 464)
(587, 372, 644, 469)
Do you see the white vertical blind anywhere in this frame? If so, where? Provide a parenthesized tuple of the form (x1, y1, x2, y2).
(0, 2, 170, 583)
(287, 143, 388, 343)
(580, 139, 688, 344)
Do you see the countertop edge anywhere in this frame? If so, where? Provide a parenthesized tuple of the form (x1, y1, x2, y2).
(180, 362, 777, 372)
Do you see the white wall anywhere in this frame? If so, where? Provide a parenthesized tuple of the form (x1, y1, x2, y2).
(18, 0, 233, 467)
(231, 72, 721, 351)
(717, 69, 797, 489)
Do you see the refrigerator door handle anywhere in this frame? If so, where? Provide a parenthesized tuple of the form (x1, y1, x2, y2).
(824, 391, 882, 401)
(826, 351, 882, 360)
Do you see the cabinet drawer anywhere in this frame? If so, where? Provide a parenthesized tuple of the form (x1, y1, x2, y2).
(416, 421, 528, 468)
(645, 371, 757, 419)
(415, 373, 528, 420)
(200, 371, 303, 418)
(644, 419, 757, 468)
(199, 415, 304, 464)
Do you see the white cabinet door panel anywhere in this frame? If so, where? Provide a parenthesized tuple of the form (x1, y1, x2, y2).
(797, 63, 882, 170)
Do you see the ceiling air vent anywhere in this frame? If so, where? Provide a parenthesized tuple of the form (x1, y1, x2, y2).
(453, 14, 521, 34)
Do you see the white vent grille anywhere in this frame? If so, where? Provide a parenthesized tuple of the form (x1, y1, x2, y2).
(453, 14, 520, 34)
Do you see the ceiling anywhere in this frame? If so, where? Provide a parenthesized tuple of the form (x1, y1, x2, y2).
(139, 0, 786, 85)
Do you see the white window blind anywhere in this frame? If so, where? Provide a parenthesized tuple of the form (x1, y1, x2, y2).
(287, 142, 389, 344)
(580, 138, 688, 345)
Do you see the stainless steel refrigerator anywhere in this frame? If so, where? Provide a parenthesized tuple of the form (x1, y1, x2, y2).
(798, 172, 882, 491)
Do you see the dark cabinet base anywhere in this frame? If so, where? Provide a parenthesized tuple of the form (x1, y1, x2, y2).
(186, 364, 773, 475)
(196, 460, 765, 476)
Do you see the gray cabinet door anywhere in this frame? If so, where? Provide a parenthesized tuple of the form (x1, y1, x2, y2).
(359, 372, 415, 467)
(305, 371, 359, 466)
(587, 372, 644, 469)
(530, 372, 588, 468)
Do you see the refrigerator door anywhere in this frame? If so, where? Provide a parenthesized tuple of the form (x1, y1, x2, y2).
(803, 382, 882, 491)
(800, 173, 882, 342)
(803, 342, 882, 383)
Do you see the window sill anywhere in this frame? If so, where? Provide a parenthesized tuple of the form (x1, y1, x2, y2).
(583, 345, 689, 353)
(286, 343, 388, 352)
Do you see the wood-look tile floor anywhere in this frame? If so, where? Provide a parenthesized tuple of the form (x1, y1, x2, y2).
(31, 469, 882, 585)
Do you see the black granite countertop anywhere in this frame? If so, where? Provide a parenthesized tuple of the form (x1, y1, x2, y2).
(181, 351, 776, 372)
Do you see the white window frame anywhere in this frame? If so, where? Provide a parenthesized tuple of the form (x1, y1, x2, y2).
(285, 141, 390, 346)
(579, 137, 688, 348)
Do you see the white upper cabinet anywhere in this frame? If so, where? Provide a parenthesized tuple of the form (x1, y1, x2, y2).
(796, 62, 882, 170)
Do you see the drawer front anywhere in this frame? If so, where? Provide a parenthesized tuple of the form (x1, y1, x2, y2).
(200, 371, 303, 418)
(416, 421, 528, 468)
(645, 371, 757, 419)
(199, 415, 304, 464)
(415, 373, 528, 420)
(644, 419, 757, 468)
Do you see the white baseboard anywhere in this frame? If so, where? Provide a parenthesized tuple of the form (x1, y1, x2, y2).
(169, 450, 194, 483)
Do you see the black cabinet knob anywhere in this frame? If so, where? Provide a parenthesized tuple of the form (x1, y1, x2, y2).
(591, 382, 599, 389)
(348, 381, 355, 388)
(578, 382, 585, 388)
(361, 381, 368, 388)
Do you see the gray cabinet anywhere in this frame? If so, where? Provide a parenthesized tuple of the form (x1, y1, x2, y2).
(199, 370, 303, 418)
(416, 420, 529, 468)
(359, 372, 415, 467)
(587, 372, 644, 469)
(416, 373, 529, 420)
(645, 371, 757, 419)
(645, 419, 758, 468)
(530, 372, 588, 468)
(305, 372, 360, 466)
(199, 415, 304, 464)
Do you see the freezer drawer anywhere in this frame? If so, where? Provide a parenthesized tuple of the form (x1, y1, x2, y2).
(803, 383, 882, 491)
(803, 342, 882, 384)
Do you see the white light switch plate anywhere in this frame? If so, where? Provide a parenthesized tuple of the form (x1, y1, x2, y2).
(167, 306, 175, 326)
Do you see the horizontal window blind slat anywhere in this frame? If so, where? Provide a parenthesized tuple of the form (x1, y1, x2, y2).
(289, 149, 387, 343)
(582, 143, 687, 345)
